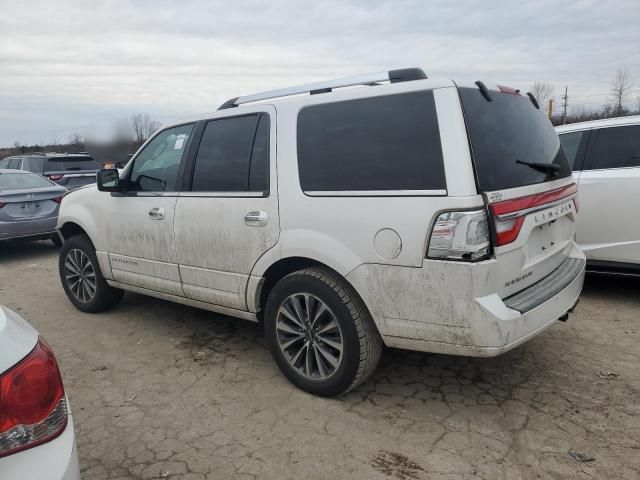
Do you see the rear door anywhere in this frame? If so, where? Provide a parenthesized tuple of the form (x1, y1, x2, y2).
(575, 124, 640, 264)
(174, 107, 278, 311)
(458, 86, 578, 298)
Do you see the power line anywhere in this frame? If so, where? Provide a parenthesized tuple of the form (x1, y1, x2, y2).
(561, 86, 568, 124)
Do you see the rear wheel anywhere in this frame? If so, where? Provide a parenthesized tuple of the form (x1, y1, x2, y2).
(264, 267, 382, 397)
(59, 234, 123, 313)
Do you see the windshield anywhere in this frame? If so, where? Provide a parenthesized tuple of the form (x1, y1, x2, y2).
(458, 87, 571, 192)
(0, 172, 55, 190)
(46, 156, 101, 171)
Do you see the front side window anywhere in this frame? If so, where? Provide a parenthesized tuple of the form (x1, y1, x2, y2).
(590, 125, 640, 170)
(558, 131, 584, 170)
(191, 114, 269, 193)
(0, 158, 12, 168)
(297, 91, 446, 192)
(129, 124, 194, 192)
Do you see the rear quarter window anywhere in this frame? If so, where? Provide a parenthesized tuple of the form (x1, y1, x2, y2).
(297, 91, 445, 192)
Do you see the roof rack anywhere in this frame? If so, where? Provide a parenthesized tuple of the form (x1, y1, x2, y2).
(218, 67, 427, 110)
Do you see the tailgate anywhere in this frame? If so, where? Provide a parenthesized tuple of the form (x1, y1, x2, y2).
(486, 179, 578, 298)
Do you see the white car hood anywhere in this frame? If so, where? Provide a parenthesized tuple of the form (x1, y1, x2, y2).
(0, 306, 39, 374)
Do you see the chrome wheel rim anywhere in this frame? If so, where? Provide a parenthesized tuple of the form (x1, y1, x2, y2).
(276, 293, 343, 380)
(64, 249, 97, 303)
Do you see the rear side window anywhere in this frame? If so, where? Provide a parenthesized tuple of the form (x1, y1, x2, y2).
(589, 125, 640, 170)
(558, 131, 585, 170)
(191, 114, 269, 193)
(0, 172, 54, 190)
(297, 92, 445, 192)
(46, 156, 101, 171)
(459, 87, 571, 191)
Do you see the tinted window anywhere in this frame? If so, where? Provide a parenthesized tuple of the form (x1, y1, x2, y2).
(459, 87, 571, 191)
(558, 131, 584, 170)
(590, 125, 640, 170)
(192, 114, 269, 192)
(0, 172, 54, 190)
(45, 156, 101, 171)
(130, 123, 194, 191)
(297, 92, 445, 192)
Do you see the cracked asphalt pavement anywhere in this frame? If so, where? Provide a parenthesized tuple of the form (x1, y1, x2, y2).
(1, 241, 639, 480)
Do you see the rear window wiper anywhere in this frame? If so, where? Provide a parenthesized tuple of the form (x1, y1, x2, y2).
(516, 159, 560, 175)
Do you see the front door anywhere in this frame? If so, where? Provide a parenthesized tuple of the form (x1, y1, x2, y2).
(174, 107, 278, 311)
(576, 124, 640, 264)
(105, 123, 195, 296)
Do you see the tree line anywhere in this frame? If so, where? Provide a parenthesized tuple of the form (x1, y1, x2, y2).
(0, 113, 161, 162)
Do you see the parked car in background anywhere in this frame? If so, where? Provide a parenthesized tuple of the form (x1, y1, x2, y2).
(557, 115, 640, 275)
(0, 169, 67, 246)
(0, 305, 80, 479)
(0, 153, 101, 189)
(56, 68, 585, 397)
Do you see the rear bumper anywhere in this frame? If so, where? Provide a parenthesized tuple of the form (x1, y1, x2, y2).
(347, 243, 586, 357)
(0, 217, 58, 240)
(0, 414, 80, 480)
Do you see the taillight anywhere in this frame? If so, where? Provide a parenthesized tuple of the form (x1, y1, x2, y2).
(52, 196, 63, 204)
(0, 202, 5, 209)
(427, 209, 491, 261)
(489, 183, 578, 247)
(48, 174, 64, 181)
(0, 339, 67, 458)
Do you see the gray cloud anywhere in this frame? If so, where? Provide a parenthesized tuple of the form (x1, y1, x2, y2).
(1, 0, 638, 145)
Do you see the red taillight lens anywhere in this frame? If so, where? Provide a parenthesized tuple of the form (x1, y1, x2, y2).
(0, 202, 5, 209)
(489, 183, 578, 247)
(48, 174, 64, 181)
(52, 196, 63, 204)
(0, 339, 67, 458)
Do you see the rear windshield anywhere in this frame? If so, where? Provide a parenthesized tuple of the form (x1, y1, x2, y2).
(0, 172, 54, 190)
(46, 156, 101, 171)
(458, 87, 571, 192)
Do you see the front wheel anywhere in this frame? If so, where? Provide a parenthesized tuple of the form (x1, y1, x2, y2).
(59, 234, 124, 313)
(264, 267, 383, 397)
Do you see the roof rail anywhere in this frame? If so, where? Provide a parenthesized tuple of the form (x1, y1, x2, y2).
(218, 67, 427, 110)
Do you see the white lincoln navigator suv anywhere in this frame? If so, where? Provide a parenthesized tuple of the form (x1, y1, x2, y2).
(57, 68, 586, 397)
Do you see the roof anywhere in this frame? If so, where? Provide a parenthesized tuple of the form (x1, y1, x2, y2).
(555, 115, 640, 133)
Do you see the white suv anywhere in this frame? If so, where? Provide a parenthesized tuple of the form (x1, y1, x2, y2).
(57, 68, 585, 396)
(557, 115, 640, 274)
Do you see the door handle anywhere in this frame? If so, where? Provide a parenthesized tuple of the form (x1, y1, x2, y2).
(245, 211, 268, 227)
(148, 207, 165, 220)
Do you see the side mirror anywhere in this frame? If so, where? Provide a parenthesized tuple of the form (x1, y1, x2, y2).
(97, 169, 121, 192)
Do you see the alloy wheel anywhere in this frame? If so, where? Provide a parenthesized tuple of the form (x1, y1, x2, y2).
(276, 293, 344, 380)
(64, 249, 97, 303)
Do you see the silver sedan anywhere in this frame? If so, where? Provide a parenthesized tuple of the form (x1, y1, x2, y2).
(0, 169, 67, 246)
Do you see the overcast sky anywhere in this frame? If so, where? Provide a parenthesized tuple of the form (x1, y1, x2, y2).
(1, 0, 638, 146)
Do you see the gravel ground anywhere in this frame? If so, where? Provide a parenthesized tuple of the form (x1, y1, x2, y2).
(1, 240, 639, 480)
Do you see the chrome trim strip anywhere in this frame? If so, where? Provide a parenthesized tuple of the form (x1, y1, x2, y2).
(495, 194, 576, 222)
(179, 191, 265, 198)
(304, 189, 447, 197)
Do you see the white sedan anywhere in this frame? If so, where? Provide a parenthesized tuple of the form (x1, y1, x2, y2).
(0, 305, 80, 479)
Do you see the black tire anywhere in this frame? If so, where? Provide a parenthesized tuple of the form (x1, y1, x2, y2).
(264, 267, 383, 397)
(58, 234, 124, 313)
(50, 234, 63, 248)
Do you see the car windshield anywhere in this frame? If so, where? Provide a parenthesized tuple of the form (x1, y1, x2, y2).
(458, 87, 572, 191)
(0, 172, 54, 190)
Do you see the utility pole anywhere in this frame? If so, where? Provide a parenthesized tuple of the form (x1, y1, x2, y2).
(561, 86, 568, 125)
(547, 99, 554, 119)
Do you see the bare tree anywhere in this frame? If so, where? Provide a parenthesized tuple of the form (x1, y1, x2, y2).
(530, 81, 554, 108)
(610, 67, 633, 115)
(50, 134, 60, 150)
(130, 113, 161, 146)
